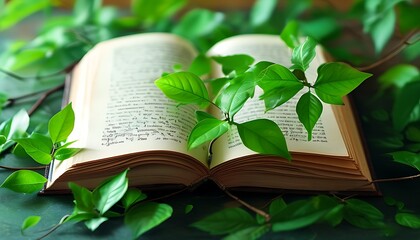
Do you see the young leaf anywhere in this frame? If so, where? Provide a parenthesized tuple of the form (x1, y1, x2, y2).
(48, 103, 75, 144)
(378, 64, 419, 89)
(132, 0, 186, 25)
(388, 151, 420, 171)
(237, 119, 290, 160)
(191, 207, 257, 235)
(0, 0, 51, 31)
(189, 54, 211, 76)
(54, 147, 82, 160)
(343, 199, 386, 229)
(21, 216, 41, 232)
(314, 62, 372, 104)
(188, 119, 229, 149)
(155, 72, 210, 108)
(121, 188, 147, 210)
(280, 20, 300, 49)
(212, 54, 255, 75)
(15, 133, 53, 164)
(395, 213, 420, 229)
(250, 0, 277, 27)
(185, 204, 193, 214)
(0, 170, 47, 193)
(296, 91, 323, 141)
(258, 64, 302, 92)
(0, 109, 30, 152)
(223, 225, 270, 240)
(172, 9, 224, 39)
(125, 202, 173, 238)
(195, 111, 217, 122)
(0, 135, 6, 145)
(269, 198, 287, 216)
(392, 81, 420, 131)
(260, 85, 303, 111)
(210, 77, 230, 97)
(84, 217, 108, 231)
(92, 169, 129, 214)
(290, 37, 317, 71)
(322, 204, 344, 227)
(68, 182, 94, 212)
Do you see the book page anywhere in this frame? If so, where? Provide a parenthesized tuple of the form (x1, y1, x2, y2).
(63, 33, 208, 169)
(208, 35, 348, 168)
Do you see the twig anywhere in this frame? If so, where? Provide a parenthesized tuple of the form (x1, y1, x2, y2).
(372, 173, 420, 183)
(28, 83, 65, 116)
(0, 165, 46, 170)
(357, 30, 419, 71)
(36, 215, 69, 240)
(224, 189, 271, 222)
(144, 187, 189, 203)
(0, 68, 64, 81)
(3, 89, 52, 108)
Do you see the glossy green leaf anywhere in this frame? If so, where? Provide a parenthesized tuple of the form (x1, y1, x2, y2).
(122, 188, 147, 210)
(132, 0, 186, 25)
(196, 111, 217, 122)
(237, 119, 290, 159)
(378, 64, 419, 89)
(15, 133, 53, 165)
(65, 210, 98, 223)
(73, 0, 101, 25)
(258, 64, 301, 90)
(215, 75, 256, 117)
(68, 182, 94, 212)
(92, 169, 129, 214)
(185, 204, 193, 214)
(84, 217, 108, 231)
(172, 9, 224, 39)
(280, 20, 300, 48)
(212, 54, 255, 75)
(343, 199, 385, 229)
(250, 0, 277, 27)
(392, 81, 420, 131)
(296, 91, 323, 141)
(269, 198, 287, 216)
(21, 215, 41, 232)
(395, 213, 420, 229)
(188, 119, 229, 149)
(11, 143, 30, 158)
(223, 225, 270, 240)
(322, 204, 344, 227)
(0, 135, 6, 145)
(48, 103, 75, 144)
(0, 0, 51, 31)
(189, 54, 211, 76)
(0, 109, 29, 141)
(388, 151, 420, 171)
(299, 17, 339, 41)
(0, 170, 47, 193)
(290, 37, 317, 71)
(210, 77, 230, 97)
(54, 147, 82, 161)
(314, 63, 372, 104)
(191, 207, 257, 235)
(155, 72, 210, 108)
(260, 85, 303, 111)
(125, 202, 173, 238)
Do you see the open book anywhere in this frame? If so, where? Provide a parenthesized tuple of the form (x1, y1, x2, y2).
(44, 33, 377, 194)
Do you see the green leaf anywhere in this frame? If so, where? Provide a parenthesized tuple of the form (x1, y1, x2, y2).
(155, 72, 210, 108)
(215, 75, 256, 117)
(0, 109, 29, 141)
(314, 63, 372, 104)
(21, 215, 41, 232)
(212, 54, 255, 75)
(191, 207, 257, 235)
(92, 169, 129, 214)
(392, 81, 420, 131)
(210, 77, 230, 97)
(296, 91, 323, 141)
(271, 195, 338, 232)
(0, 135, 6, 145)
(250, 0, 277, 27)
(388, 151, 420, 171)
(237, 119, 290, 159)
(395, 213, 420, 229)
(261, 85, 303, 112)
(258, 64, 302, 91)
(48, 103, 75, 144)
(84, 217, 108, 231)
(280, 20, 300, 48)
(54, 147, 82, 160)
(195, 111, 217, 122)
(121, 188, 147, 210)
(185, 204, 193, 214)
(343, 199, 386, 229)
(132, 0, 186, 25)
(290, 37, 317, 71)
(68, 182, 94, 212)
(269, 198, 287, 216)
(73, 0, 101, 25)
(223, 225, 270, 240)
(125, 202, 173, 238)
(15, 133, 53, 164)
(173, 9, 224, 39)
(0, 0, 51, 31)
(322, 204, 344, 227)
(299, 17, 339, 41)
(378, 64, 419, 89)
(0, 170, 47, 193)
(188, 119, 229, 149)
(397, 2, 420, 33)
(189, 54, 211, 76)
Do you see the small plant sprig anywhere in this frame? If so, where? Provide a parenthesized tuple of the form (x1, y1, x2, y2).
(155, 37, 372, 158)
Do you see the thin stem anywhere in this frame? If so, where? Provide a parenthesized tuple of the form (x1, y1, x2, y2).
(224, 189, 271, 222)
(36, 215, 69, 240)
(28, 83, 65, 116)
(372, 173, 420, 183)
(3, 89, 52, 108)
(0, 68, 65, 81)
(357, 30, 419, 71)
(144, 187, 189, 203)
(0, 165, 46, 170)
